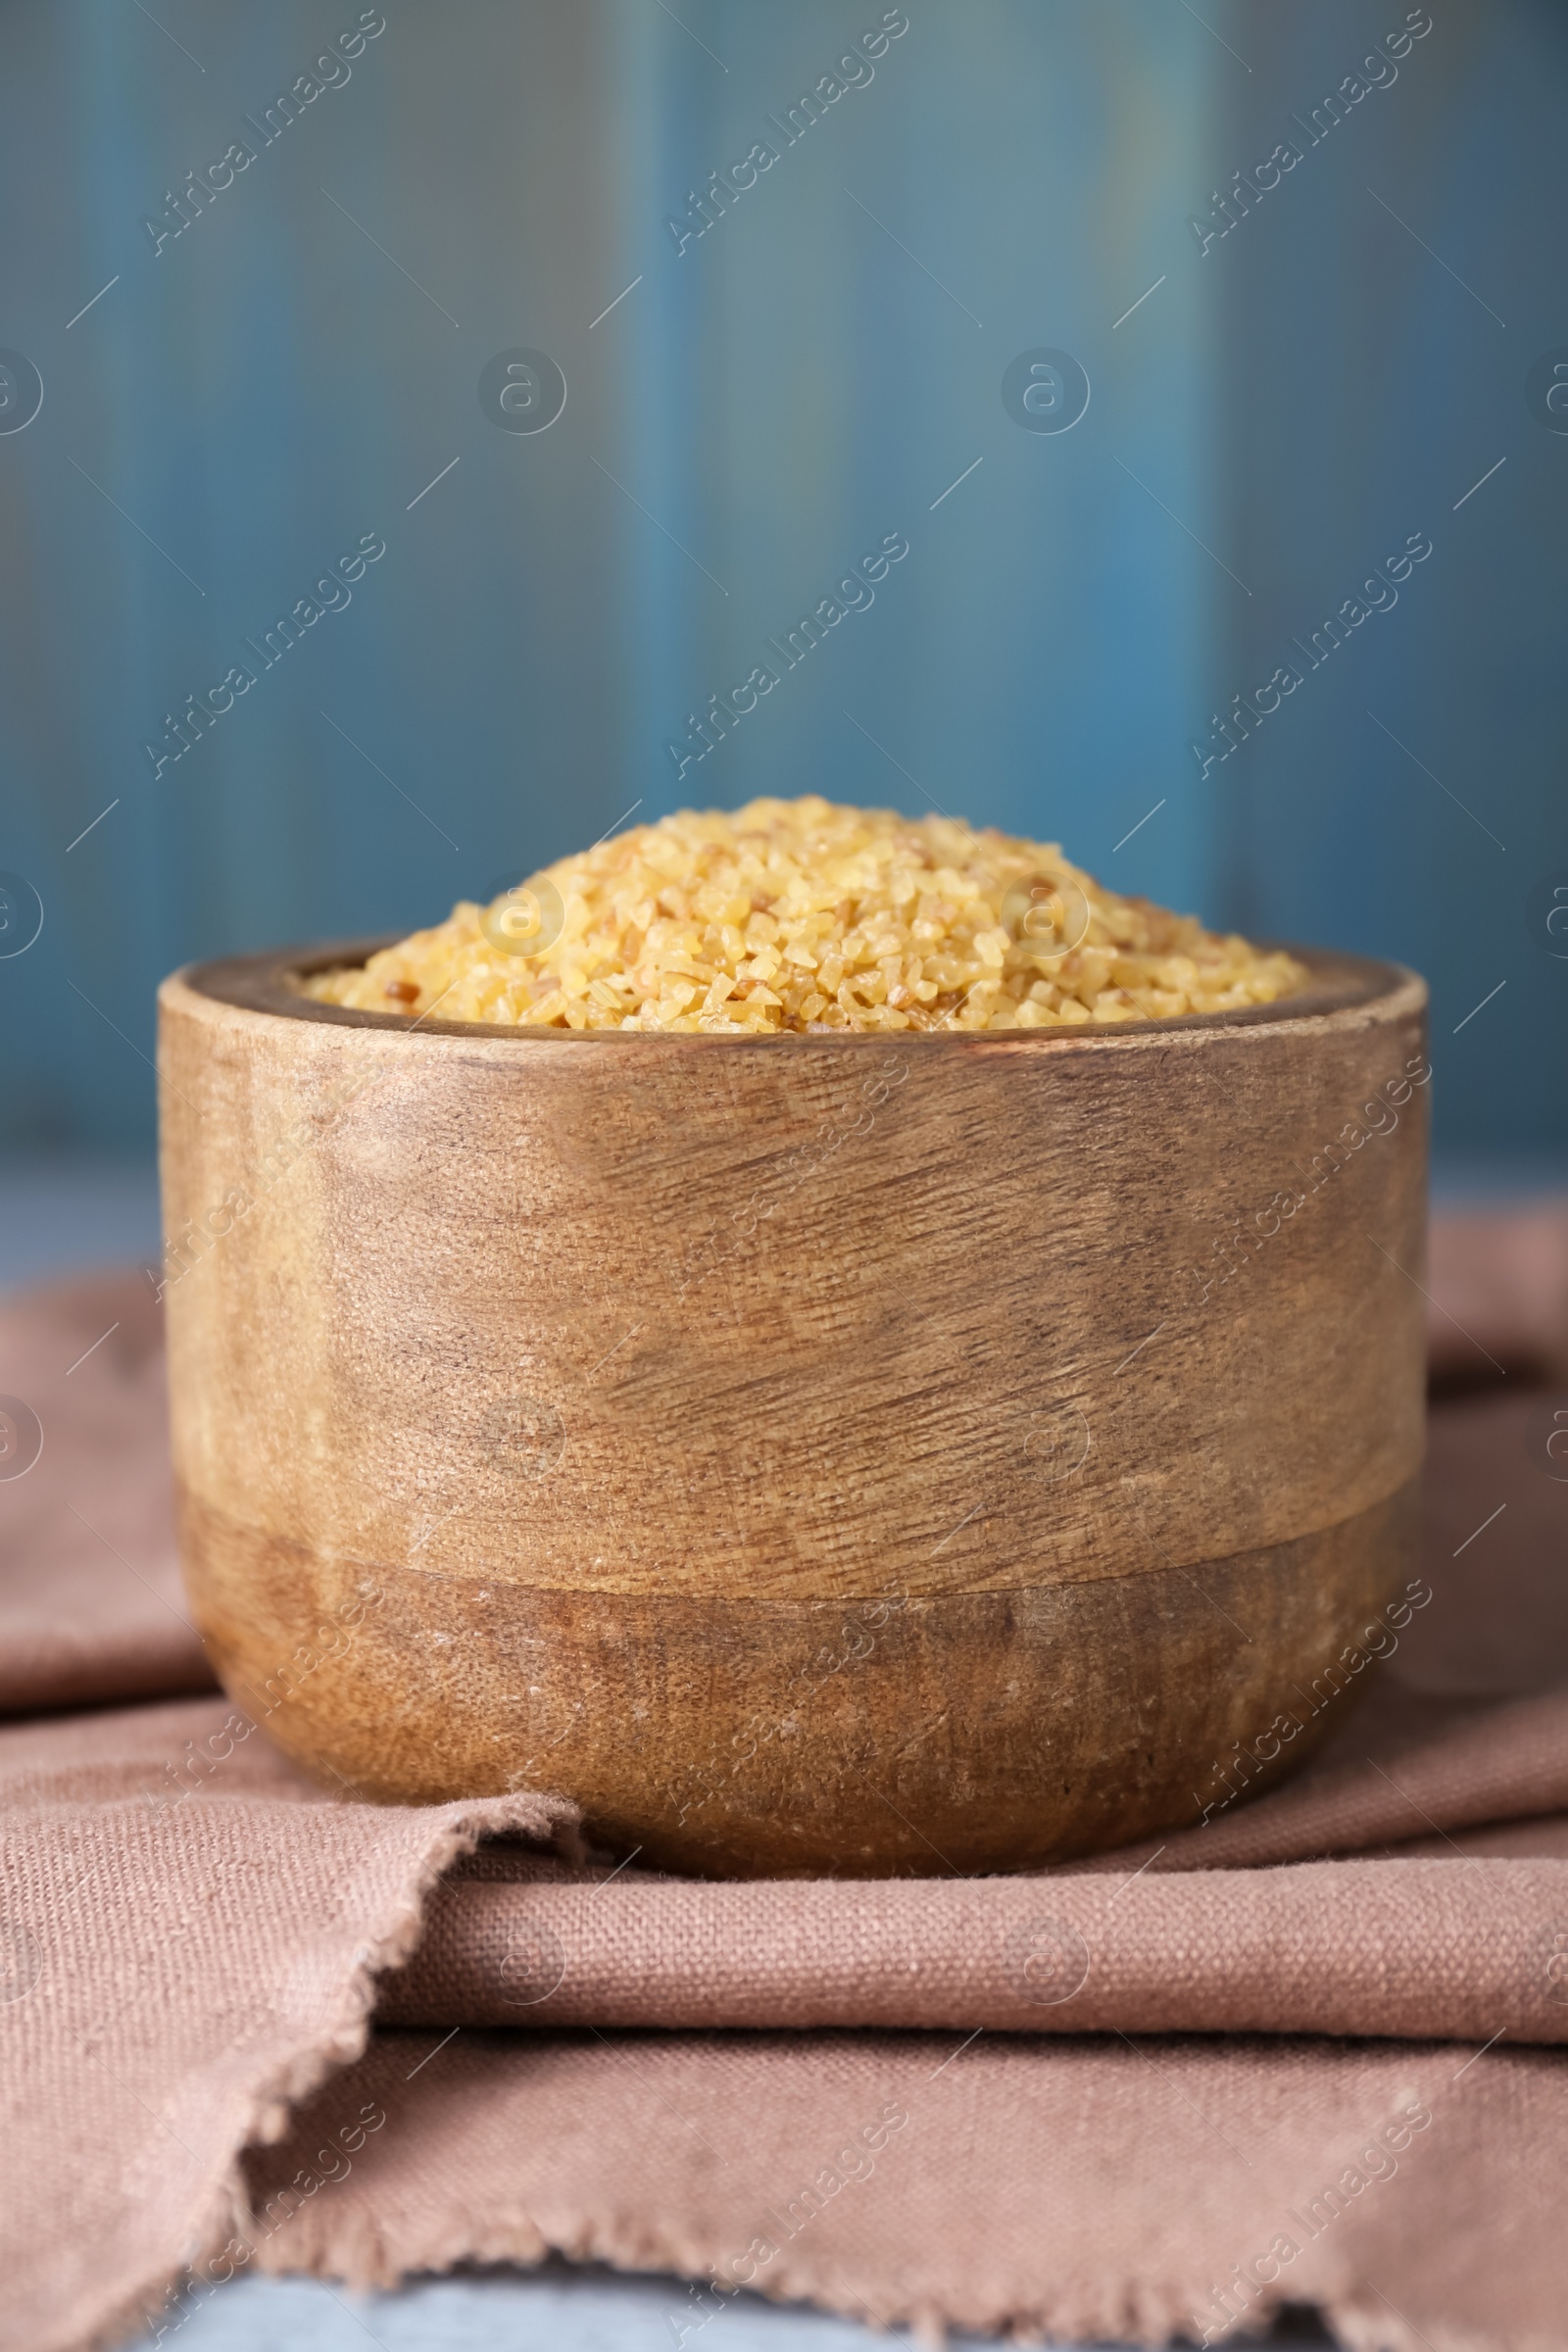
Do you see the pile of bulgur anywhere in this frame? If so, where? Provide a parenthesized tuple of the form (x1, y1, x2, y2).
(304, 797, 1307, 1034)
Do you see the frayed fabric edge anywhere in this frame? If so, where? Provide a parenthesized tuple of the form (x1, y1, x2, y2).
(68, 1788, 580, 2352)
(249, 2199, 1536, 2352)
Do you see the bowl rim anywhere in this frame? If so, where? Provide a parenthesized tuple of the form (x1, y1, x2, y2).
(171, 937, 1426, 1052)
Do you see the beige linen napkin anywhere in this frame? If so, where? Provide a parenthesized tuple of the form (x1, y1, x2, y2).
(0, 1273, 211, 1711)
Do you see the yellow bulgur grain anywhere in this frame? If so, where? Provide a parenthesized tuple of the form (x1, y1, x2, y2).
(303, 797, 1308, 1034)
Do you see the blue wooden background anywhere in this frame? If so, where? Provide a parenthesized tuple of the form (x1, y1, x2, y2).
(0, 0, 1562, 1157)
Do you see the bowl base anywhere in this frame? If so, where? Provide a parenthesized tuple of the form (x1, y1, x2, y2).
(180, 1480, 1419, 1877)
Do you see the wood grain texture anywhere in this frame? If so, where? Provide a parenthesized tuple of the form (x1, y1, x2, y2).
(158, 942, 1429, 1875)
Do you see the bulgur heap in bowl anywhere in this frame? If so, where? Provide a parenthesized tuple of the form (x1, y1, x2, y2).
(304, 796, 1308, 1034)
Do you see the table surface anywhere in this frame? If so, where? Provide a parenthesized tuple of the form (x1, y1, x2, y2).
(122, 2265, 987, 2349)
(0, 1156, 1496, 2352)
(119, 2262, 1338, 2349)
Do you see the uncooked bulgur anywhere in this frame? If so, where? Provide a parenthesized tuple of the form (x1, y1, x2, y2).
(304, 797, 1308, 1034)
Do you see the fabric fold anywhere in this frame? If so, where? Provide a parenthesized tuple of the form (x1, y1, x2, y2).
(241, 2028, 1568, 2352)
(0, 1695, 577, 2352)
(377, 1857, 1568, 2042)
(0, 1275, 213, 1713)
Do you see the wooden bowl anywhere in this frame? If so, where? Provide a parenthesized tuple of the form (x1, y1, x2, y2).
(158, 942, 1428, 1877)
